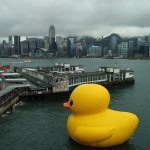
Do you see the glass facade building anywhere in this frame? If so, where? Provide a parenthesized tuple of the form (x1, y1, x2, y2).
(49, 25, 55, 49)
(120, 42, 128, 56)
(14, 35, 20, 55)
(110, 36, 117, 54)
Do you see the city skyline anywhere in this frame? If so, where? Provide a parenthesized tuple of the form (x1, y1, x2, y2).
(0, 0, 150, 43)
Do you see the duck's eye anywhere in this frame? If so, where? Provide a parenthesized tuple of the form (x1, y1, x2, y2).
(70, 100, 73, 106)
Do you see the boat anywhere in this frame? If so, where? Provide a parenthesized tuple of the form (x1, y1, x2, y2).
(9, 55, 20, 58)
(24, 60, 32, 63)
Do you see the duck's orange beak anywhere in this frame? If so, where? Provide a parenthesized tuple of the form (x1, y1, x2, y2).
(63, 101, 70, 108)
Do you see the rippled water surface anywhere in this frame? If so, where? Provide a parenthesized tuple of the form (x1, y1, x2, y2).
(0, 58, 150, 150)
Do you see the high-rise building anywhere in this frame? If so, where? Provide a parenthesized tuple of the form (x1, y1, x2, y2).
(14, 35, 20, 55)
(137, 37, 150, 57)
(8, 36, 13, 55)
(49, 25, 55, 49)
(56, 36, 63, 51)
(81, 39, 87, 56)
(8, 36, 12, 47)
(87, 46, 102, 57)
(68, 36, 75, 57)
(129, 41, 134, 56)
(21, 41, 29, 56)
(43, 36, 49, 49)
(120, 42, 128, 56)
(110, 36, 117, 54)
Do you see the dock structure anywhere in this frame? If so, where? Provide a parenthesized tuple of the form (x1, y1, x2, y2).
(0, 84, 31, 115)
(0, 63, 135, 115)
(38, 62, 84, 73)
(15, 64, 134, 94)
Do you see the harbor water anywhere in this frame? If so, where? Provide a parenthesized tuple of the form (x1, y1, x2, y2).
(0, 58, 150, 150)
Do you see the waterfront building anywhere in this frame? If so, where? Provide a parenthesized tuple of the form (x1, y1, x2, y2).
(14, 35, 20, 55)
(128, 41, 134, 56)
(107, 50, 112, 55)
(137, 36, 150, 57)
(56, 36, 63, 51)
(20, 38, 44, 56)
(76, 43, 83, 57)
(110, 35, 117, 55)
(62, 38, 68, 56)
(0, 40, 9, 57)
(87, 46, 102, 57)
(30, 39, 37, 52)
(21, 41, 29, 56)
(8, 36, 12, 47)
(103, 47, 108, 56)
(81, 39, 87, 57)
(68, 36, 75, 57)
(120, 42, 128, 57)
(69, 44, 76, 57)
(31, 47, 54, 57)
(49, 25, 55, 49)
(8, 36, 13, 56)
(43, 36, 49, 49)
(68, 36, 75, 45)
(118, 44, 122, 56)
(2, 40, 7, 49)
(56, 36, 66, 57)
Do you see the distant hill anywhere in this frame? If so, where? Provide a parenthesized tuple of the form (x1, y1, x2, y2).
(70, 33, 139, 49)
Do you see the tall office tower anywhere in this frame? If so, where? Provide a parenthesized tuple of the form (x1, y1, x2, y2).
(43, 36, 49, 49)
(21, 41, 29, 56)
(120, 42, 128, 57)
(62, 38, 68, 56)
(68, 36, 75, 57)
(81, 39, 87, 56)
(129, 41, 134, 56)
(8, 36, 13, 55)
(8, 36, 12, 47)
(14, 35, 20, 55)
(56, 36, 63, 51)
(148, 35, 150, 42)
(110, 35, 117, 55)
(49, 25, 55, 49)
(2, 40, 7, 49)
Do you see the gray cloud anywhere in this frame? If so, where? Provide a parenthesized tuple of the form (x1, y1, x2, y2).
(0, 0, 150, 42)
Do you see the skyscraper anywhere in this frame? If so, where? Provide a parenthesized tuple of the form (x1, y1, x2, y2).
(8, 36, 13, 55)
(49, 25, 55, 49)
(14, 35, 20, 55)
(129, 41, 134, 56)
(8, 36, 12, 47)
(110, 35, 117, 55)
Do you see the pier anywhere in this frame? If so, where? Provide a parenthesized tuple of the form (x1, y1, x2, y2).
(0, 63, 135, 115)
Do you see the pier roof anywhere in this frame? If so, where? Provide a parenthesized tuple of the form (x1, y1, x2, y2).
(20, 73, 52, 88)
(52, 71, 106, 79)
(0, 84, 31, 97)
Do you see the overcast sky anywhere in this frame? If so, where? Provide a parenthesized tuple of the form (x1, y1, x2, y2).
(0, 0, 150, 42)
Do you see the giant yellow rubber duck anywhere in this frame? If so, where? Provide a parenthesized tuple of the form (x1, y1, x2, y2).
(63, 84, 139, 147)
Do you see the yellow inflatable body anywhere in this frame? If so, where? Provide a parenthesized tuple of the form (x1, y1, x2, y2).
(63, 84, 139, 147)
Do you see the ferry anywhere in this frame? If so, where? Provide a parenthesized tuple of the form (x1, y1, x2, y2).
(24, 60, 32, 63)
(9, 55, 20, 58)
